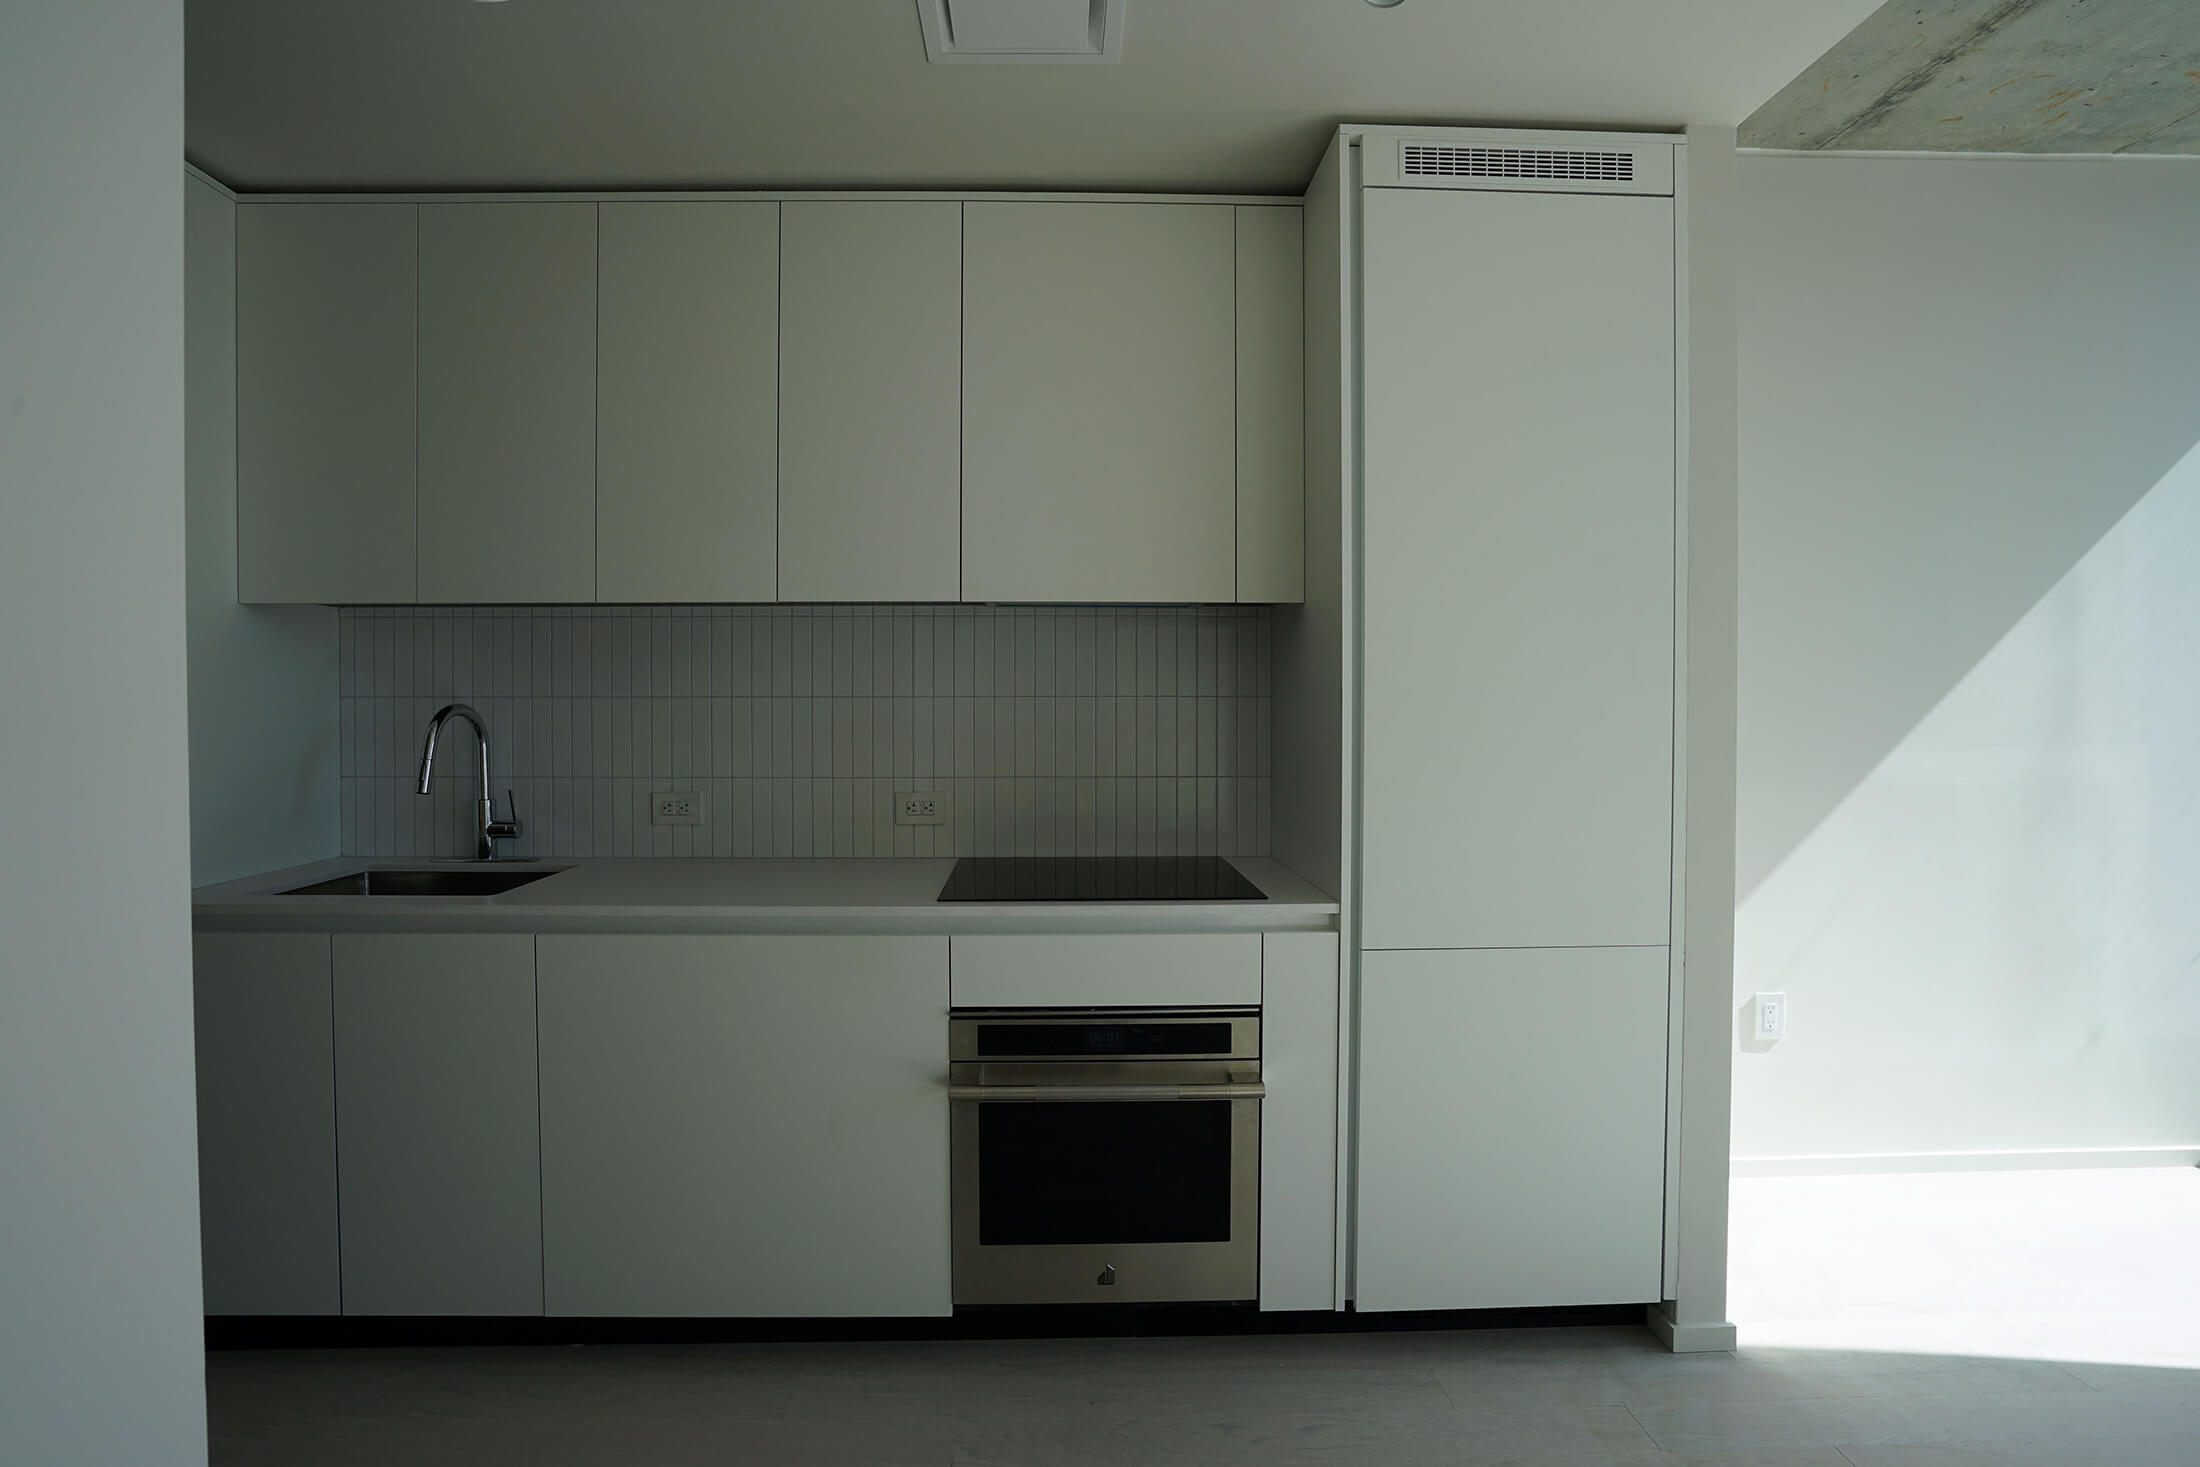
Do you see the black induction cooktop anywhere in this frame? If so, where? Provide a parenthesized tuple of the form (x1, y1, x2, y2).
(937, 857, 1267, 903)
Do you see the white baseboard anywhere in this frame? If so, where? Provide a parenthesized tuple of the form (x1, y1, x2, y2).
(1731, 1146, 2200, 1178)
(1646, 1303, 1736, 1353)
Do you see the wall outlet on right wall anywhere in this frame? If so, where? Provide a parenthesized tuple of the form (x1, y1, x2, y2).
(1750, 992, 1787, 1043)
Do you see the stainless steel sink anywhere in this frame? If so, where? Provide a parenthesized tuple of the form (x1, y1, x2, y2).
(277, 867, 557, 898)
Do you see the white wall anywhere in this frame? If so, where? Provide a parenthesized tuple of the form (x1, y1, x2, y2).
(1735, 153, 2200, 1165)
(186, 173, 340, 884)
(0, 4, 208, 1464)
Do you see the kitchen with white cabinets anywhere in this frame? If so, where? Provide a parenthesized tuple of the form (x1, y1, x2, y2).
(183, 122, 1733, 1355)
(30, 6, 2200, 1465)
(0, 4, 1781, 1463)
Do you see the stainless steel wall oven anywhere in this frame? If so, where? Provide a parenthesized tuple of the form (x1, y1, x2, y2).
(949, 1009, 1263, 1306)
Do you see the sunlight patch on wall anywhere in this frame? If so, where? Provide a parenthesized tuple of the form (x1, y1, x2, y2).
(1734, 434, 2200, 1160)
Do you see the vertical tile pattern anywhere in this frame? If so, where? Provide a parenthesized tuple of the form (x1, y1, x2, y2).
(338, 606, 1273, 861)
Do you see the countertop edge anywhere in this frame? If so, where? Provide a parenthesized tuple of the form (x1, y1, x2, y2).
(189, 905, 1339, 937)
(190, 856, 1340, 937)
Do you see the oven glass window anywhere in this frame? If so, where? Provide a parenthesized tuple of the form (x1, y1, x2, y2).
(977, 1100, 1233, 1245)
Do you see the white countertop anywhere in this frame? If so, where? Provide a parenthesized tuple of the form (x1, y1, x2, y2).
(191, 856, 1338, 936)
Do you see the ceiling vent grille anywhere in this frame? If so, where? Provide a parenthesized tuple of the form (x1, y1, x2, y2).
(1401, 145, 1635, 183)
(1377, 136, 1674, 195)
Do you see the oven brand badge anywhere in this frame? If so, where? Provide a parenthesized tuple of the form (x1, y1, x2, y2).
(1097, 1264, 1117, 1287)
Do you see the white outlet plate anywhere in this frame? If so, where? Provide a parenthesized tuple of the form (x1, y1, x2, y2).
(895, 790, 948, 826)
(1750, 991, 1787, 1042)
(651, 789, 705, 826)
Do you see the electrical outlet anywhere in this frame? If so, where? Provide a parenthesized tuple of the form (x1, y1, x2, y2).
(1750, 992, 1787, 1043)
(895, 790, 948, 826)
(650, 790, 705, 826)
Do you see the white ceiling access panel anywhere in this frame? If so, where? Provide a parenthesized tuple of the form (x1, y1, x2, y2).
(1362, 127, 1674, 197)
(917, 0, 1126, 64)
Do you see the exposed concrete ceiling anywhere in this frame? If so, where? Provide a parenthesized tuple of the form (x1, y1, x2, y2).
(185, 0, 1876, 194)
(1743, 0, 2200, 153)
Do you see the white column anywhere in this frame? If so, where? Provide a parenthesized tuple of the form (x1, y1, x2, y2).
(0, 0, 209, 1458)
(1652, 122, 1741, 1354)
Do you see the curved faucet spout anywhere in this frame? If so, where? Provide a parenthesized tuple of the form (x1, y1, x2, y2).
(417, 703, 490, 797)
(416, 703, 521, 860)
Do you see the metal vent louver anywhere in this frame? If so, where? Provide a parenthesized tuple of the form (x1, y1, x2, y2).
(1401, 144, 1636, 183)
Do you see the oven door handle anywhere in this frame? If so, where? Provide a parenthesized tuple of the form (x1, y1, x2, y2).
(947, 1081, 1266, 1101)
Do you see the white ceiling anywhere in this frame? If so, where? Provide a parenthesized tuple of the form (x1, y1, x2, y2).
(186, 0, 1878, 194)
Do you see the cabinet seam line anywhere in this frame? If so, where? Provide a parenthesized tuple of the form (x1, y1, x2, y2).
(327, 935, 344, 1316)
(534, 944, 548, 1316)
(775, 201, 784, 605)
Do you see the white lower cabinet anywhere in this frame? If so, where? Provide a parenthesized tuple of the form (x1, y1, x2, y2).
(1353, 946, 1669, 1312)
(331, 934, 543, 1316)
(192, 933, 341, 1316)
(1259, 932, 1340, 1312)
(536, 935, 952, 1317)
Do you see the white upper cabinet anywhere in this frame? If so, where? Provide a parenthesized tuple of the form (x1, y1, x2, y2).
(231, 194, 1300, 606)
(236, 203, 418, 604)
(1357, 186, 1676, 951)
(962, 202, 1238, 603)
(1235, 206, 1305, 604)
(417, 202, 598, 603)
(597, 202, 780, 603)
(778, 201, 964, 603)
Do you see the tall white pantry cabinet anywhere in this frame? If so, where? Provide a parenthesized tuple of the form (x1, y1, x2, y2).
(1326, 130, 1687, 1313)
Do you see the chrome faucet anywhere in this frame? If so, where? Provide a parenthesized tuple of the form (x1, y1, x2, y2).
(416, 703, 522, 861)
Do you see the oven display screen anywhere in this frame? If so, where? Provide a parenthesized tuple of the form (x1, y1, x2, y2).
(975, 1022, 1232, 1058)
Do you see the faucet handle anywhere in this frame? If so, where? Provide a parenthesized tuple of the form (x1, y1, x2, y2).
(487, 788, 524, 841)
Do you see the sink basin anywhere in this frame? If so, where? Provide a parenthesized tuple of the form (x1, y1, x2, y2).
(278, 867, 557, 898)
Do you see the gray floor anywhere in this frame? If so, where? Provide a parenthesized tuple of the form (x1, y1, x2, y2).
(1731, 1168, 2200, 1371)
(206, 1323, 2200, 1465)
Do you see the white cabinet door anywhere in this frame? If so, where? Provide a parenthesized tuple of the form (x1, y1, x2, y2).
(1235, 205, 1305, 605)
(537, 935, 951, 1317)
(1358, 186, 1675, 952)
(779, 201, 963, 603)
(417, 203, 598, 603)
(597, 201, 780, 603)
(236, 203, 417, 604)
(192, 933, 340, 1315)
(962, 202, 1236, 603)
(1353, 947, 1668, 1312)
(1259, 932, 1339, 1312)
(331, 934, 541, 1316)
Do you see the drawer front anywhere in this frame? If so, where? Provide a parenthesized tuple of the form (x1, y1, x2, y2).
(950, 935, 1261, 1009)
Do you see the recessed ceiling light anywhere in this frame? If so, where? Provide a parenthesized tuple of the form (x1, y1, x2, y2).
(1364, 0, 1406, 8)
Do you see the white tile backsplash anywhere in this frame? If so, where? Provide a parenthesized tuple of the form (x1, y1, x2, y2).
(339, 605, 1272, 861)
